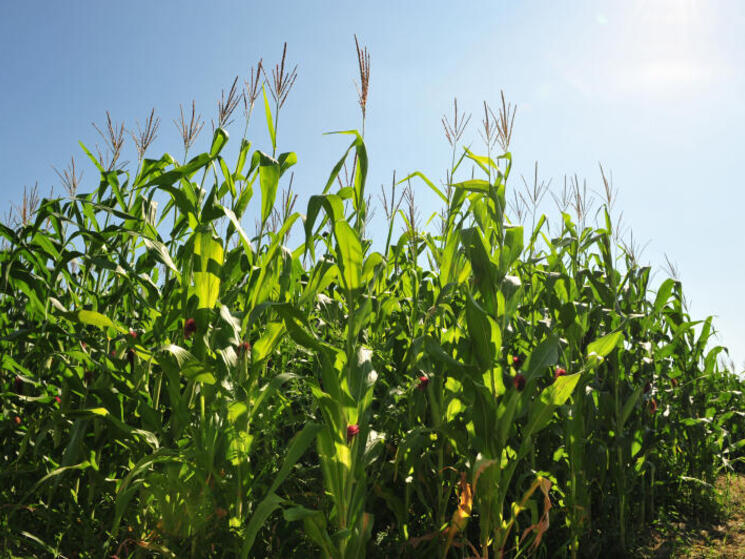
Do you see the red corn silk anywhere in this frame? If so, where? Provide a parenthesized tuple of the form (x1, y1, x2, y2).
(346, 424, 360, 441)
(184, 318, 197, 339)
(513, 373, 526, 391)
(554, 367, 567, 380)
(417, 375, 429, 390)
(126, 349, 136, 374)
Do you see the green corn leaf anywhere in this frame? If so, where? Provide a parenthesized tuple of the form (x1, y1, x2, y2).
(305, 193, 344, 242)
(247, 373, 297, 424)
(621, 385, 644, 428)
(141, 237, 180, 277)
(241, 492, 285, 558)
(144, 153, 212, 188)
(525, 335, 559, 380)
(439, 229, 461, 286)
(234, 138, 251, 176)
(500, 225, 524, 271)
(268, 422, 323, 494)
(283, 506, 337, 557)
(529, 214, 547, 246)
(278, 151, 298, 176)
(192, 228, 224, 309)
(218, 156, 235, 197)
(76, 309, 124, 333)
(322, 130, 368, 215)
(525, 372, 581, 438)
(181, 361, 216, 384)
(586, 331, 624, 366)
(257, 151, 280, 225)
(464, 148, 499, 175)
(451, 178, 490, 192)
(20, 461, 91, 506)
(210, 127, 228, 157)
(333, 220, 362, 291)
(263, 85, 276, 152)
(461, 226, 498, 310)
(252, 322, 285, 364)
(466, 294, 496, 370)
(221, 205, 254, 259)
(73, 408, 159, 449)
(399, 171, 448, 204)
(304, 193, 362, 291)
(228, 401, 247, 422)
(19, 530, 65, 556)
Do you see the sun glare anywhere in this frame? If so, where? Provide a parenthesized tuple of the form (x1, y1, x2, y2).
(622, 0, 717, 93)
(565, 0, 723, 101)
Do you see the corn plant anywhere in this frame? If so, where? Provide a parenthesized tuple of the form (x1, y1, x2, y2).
(2, 40, 745, 559)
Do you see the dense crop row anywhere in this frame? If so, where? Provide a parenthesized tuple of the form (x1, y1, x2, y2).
(2, 51, 745, 558)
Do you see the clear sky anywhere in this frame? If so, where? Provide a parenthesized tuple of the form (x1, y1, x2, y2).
(1, 1, 742, 370)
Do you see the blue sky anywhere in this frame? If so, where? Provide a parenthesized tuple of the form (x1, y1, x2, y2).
(1, 1, 743, 369)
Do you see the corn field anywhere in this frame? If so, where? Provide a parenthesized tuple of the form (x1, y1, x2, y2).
(1, 42, 745, 558)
